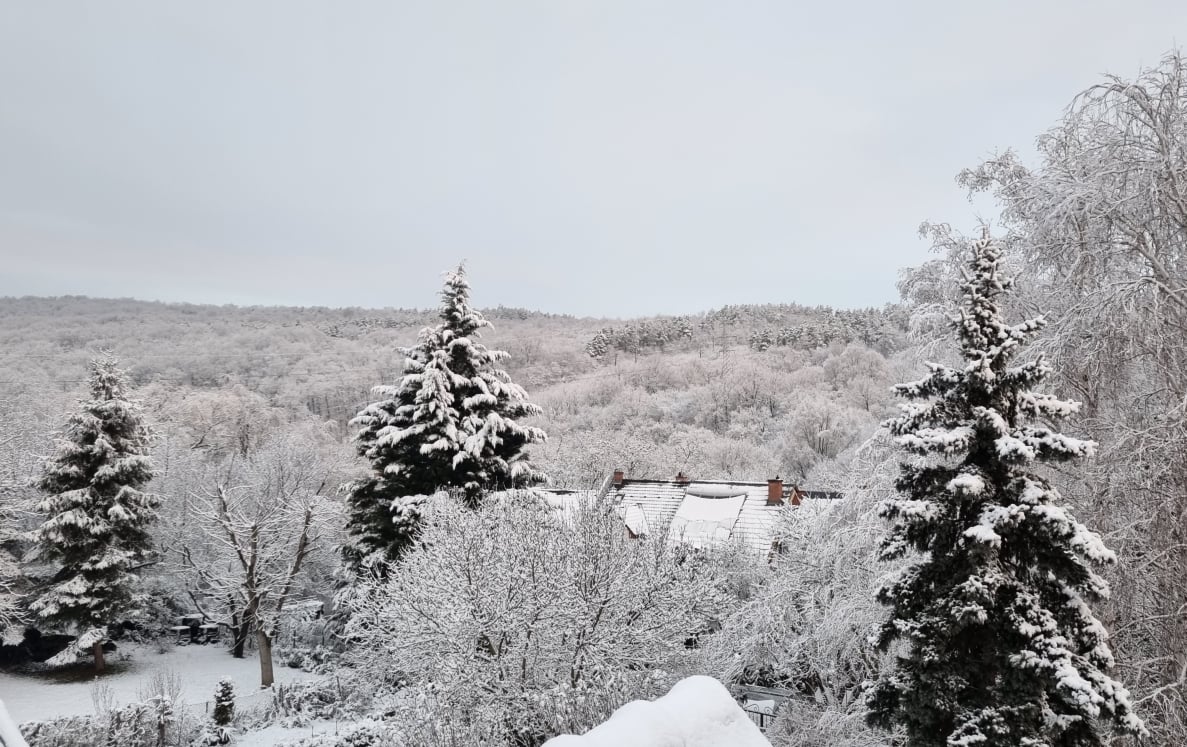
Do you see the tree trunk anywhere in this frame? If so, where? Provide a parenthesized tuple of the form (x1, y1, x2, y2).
(92, 641, 106, 672)
(231, 595, 255, 659)
(231, 609, 248, 659)
(257, 629, 274, 688)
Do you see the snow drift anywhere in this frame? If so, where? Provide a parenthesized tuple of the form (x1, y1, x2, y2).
(543, 676, 771, 747)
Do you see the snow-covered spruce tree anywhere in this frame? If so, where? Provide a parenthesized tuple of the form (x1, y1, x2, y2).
(867, 236, 1146, 746)
(30, 358, 158, 671)
(345, 265, 547, 563)
(212, 678, 234, 726)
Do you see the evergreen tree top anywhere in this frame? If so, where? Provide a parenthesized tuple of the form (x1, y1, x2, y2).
(953, 238, 1044, 386)
(438, 264, 492, 339)
(887, 237, 1088, 462)
(88, 356, 131, 401)
(37, 356, 155, 497)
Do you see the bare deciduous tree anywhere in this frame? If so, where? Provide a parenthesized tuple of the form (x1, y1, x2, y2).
(183, 430, 343, 687)
(346, 492, 733, 741)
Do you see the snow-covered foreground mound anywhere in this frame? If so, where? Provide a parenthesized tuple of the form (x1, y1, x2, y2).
(0, 699, 29, 747)
(544, 676, 771, 747)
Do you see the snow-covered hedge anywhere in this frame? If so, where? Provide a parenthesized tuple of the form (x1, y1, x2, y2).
(270, 679, 362, 726)
(274, 644, 337, 674)
(20, 695, 197, 747)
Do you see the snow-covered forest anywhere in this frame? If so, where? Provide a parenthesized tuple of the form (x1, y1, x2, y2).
(4, 38, 1187, 747)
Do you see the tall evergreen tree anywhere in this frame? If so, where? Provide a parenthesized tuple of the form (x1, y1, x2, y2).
(31, 358, 158, 670)
(346, 265, 547, 563)
(867, 236, 1146, 745)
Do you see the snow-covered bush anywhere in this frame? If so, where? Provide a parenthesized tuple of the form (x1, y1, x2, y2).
(276, 686, 598, 747)
(504, 675, 664, 745)
(275, 644, 336, 673)
(345, 492, 734, 746)
(20, 715, 99, 747)
(22, 695, 198, 747)
(278, 719, 402, 747)
(125, 575, 192, 642)
(269, 679, 364, 727)
(191, 725, 231, 747)
(274, 599, 335, 650)
(759, 703, 881, 747)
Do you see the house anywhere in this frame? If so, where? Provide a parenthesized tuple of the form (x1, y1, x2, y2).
(732, 683, 792, 733)
(600, 470, 840, 559)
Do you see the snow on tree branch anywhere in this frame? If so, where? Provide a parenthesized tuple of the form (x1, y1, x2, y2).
(867, 236, 1146, 745)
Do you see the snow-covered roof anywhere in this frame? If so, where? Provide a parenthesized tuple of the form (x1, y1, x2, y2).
(619, 502, 650, 537)
(535, 488, 600, 524)
(606, 477, 838, 558)
(667, 493, 747, 549)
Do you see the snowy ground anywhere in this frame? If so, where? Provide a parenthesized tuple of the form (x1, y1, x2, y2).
(0, 642, 314, 724)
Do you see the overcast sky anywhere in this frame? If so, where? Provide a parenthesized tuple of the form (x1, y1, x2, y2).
(0, 2, 1183, 317)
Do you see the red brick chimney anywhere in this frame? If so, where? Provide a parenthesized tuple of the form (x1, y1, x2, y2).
(674, 471, 691, 486)
(613, 469, 625, 488)
(767, 477, 784, 505)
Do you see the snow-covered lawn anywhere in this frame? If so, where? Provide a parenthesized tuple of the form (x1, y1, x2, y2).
(0, 643, 314, 724)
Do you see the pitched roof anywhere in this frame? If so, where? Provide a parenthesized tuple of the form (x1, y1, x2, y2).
(668, 493, 748, 548)
(606, 477, 838, 558)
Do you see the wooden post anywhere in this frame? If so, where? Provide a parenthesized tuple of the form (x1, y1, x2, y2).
(257, 630, 274, 688)
(92, 640, 106, 672)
